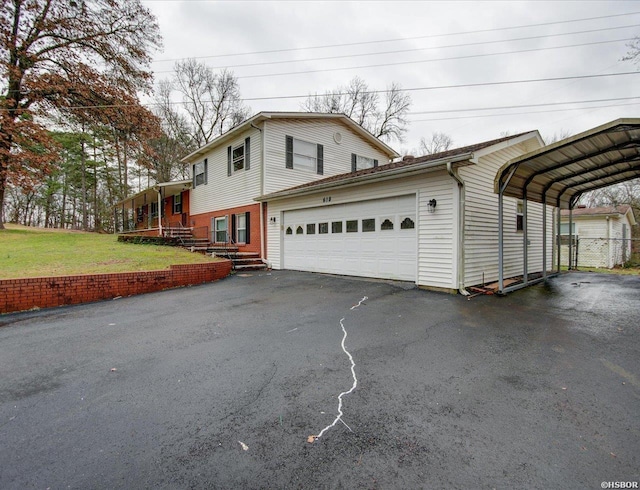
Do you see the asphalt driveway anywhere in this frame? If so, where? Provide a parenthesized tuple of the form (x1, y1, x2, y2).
(1, 271, 638, 489)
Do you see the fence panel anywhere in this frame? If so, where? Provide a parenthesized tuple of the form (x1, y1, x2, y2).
(557, 237, 637, 269)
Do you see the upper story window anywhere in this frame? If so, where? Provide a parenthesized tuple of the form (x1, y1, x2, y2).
(351, 153, 378, 172)
(227, 137, 251, 176)
(232, 144, 245, 172)
(286, 135, 323, 175)
(194, 160, 207, 187)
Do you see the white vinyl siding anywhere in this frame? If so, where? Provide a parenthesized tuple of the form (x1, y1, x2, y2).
(458, 142, 552, 288)
(266, 169, 457, 291)
(264, 119, 391, 195)
(190, 127, 262, 215)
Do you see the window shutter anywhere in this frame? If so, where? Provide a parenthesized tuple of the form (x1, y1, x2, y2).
(245, 211, 251, 244)
(227, 146, 232, 176)
(373, 159, 378, 168)
(204, 159, 208, 184)
(245, 137, 251, 171)
(317, 144, 324, 175)
(192, 164, 197, 187)
(231, 214, 236, 243)
(285, 135, 293, 169)
(351, 153, 357, 172)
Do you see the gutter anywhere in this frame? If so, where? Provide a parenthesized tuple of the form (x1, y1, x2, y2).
(256, 152, 474, 202)
(447, 161, 469, 296)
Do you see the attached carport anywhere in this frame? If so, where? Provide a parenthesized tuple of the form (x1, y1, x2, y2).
(495, 118, 640, 294)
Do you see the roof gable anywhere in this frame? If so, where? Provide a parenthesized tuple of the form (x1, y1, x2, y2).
(561, 205, 636, 225)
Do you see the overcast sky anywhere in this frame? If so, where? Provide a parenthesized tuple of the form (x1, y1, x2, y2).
(141, 0, 640, 154)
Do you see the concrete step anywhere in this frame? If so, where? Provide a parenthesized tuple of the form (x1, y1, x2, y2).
(234, 263, 268, 270)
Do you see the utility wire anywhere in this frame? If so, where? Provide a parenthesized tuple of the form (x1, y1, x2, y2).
(410, 101, 640, 122)
(233, 38, 635, 79)
(3, 72, 637, 112)
(151, 11, 640, 62)
(408, 96, 640, 115)
(167, 24, 639, 72)
(242, 72, 639, 101)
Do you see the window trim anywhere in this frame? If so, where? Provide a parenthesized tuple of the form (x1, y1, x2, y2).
(516, 199, 524, 232)
(214, 216, 228, 243)
(236, 213, 247, 243)
(173, 193, 182, 215)
(352, 153, 378, 172)
(286, 136, 323, 174)
(232, 142, 245, 173)
(194, 160, 207, 187)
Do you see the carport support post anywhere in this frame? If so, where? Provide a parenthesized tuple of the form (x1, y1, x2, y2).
(523, 190, 528, 285)
(556, 207, 562, 273)
(542, 194, 547, 278)
(498, 189, 504, 292)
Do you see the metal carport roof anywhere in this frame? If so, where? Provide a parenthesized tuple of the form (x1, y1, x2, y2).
(493, 118, 640, 294)
(495, 118, 640, 209)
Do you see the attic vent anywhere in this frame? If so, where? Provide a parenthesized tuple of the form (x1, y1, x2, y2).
(333, 132, 342, 144)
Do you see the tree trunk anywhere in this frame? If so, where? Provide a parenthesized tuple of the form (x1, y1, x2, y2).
(81, 126, 88, 230)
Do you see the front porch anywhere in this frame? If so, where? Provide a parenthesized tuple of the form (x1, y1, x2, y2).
(115, 180, 193, 237)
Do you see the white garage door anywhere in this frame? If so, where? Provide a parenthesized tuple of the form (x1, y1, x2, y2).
(283, 195, 416, 281)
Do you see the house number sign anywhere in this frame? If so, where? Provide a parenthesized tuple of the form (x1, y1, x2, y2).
(322, 196, 332, 203)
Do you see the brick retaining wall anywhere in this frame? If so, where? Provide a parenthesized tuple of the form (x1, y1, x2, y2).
(0, 261, 232, 314)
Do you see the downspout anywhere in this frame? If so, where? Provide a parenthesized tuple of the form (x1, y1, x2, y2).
(447, 162, 468, 295)
(251, 122, 266, 262)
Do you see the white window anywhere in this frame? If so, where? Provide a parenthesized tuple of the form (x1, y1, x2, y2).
(194, 162, 206, 186)
(214, 216, 228, 243)
(293, 138, 318, 171)
(560, 223, 576, 235)
(173, 193, 182, 214)
(232, 143, 245, 172)
(356, 155, 375, 170)
(516, 200, 524, 231)
(236, 213, 246, 243)
(150, 202, 158, 218)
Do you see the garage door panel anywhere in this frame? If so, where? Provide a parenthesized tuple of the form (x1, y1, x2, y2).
(283, 195, 416, 282)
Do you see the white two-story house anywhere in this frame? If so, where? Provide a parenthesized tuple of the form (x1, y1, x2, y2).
(181, 111, 399, 259)
(122, 110, 555, 293)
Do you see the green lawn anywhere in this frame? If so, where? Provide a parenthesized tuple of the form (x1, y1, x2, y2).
(0, 224, 219, 279)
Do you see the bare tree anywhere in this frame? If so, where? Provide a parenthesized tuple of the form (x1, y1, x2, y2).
(419, 132, 454, 155)
(622, 36, 640, 67)
(303, 77, 411, 143)
(544, 129, 572, 145)
(171, 60, 251, 148)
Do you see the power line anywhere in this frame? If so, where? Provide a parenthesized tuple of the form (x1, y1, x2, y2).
(176, 24, 639, 72)
(3, 71, 637, 112)
(241, 72, 640, 102)
(151, 11, 640, 63)
(408, 96, 640, 115)
(233, 38, 635, 80)
(410, 101, 640, 123)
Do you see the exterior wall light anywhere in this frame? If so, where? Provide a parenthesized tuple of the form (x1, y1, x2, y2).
(428, 199, 437, 213)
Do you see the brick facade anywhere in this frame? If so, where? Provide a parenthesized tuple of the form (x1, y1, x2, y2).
(0, 261, 232, 314)
(190, 203, 262, 255)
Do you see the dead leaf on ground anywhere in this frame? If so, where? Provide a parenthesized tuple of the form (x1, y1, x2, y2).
(307, 435, 317, 443)
(238, 441, 249, 451)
